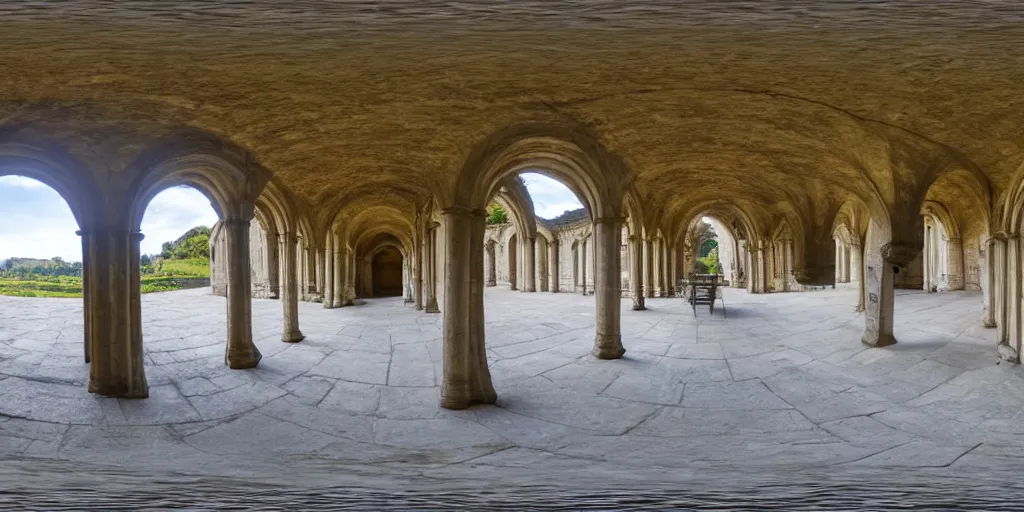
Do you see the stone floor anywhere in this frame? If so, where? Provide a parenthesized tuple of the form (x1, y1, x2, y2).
(0, 286, 1022, 489)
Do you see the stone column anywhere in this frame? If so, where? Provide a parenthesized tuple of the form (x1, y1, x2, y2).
(995, 235, 1008, 343)
(323, 233, 335, 308)
(266, 231, 281, 299)
(652, 237, 664, 296)
(736, 239, 748, 288)
(485, 242, 497, 287)
(315, 244, 324, 299)
(333, 237, 345, 307)
(984, 237, 997, 328)
(78, 230, 92, 364)
(440, 207, 496, 410)
(668, 244, 677, 296)
(643, 237, 655, 298)
(593, 217, 626, 359)
(524, 236, 537, 292)
(85, 229, 149, 397)
(835, 240, 843, 285)
(281, 232, 305, 342)
(923, 227, 933, 292)
(425, 224, 440, 313)
(862, 243, 917, 348)
(537, 239, 548, 292)
(580, 238, 588, 295)
(304, 242, 317, 298)
(746, 244, 756, 293)
(415, 228, 424, 310)
(345, 249, 356, 306)
(851, 242, 865, 312)
(946, 237, 964, 290)
(549, 239, 560, 293)
(629, 235, 646, 310)
(224, 218, 262, 369)
(1006, 235, 1021, 359)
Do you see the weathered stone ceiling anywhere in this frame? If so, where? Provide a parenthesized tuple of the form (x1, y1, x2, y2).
(0, 1, 1021, 226)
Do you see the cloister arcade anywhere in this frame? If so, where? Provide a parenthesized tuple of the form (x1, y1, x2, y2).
(1, 13, 1024, 495)
(3, 117, 1017, 407)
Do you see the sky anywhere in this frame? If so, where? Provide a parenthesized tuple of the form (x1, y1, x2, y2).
(519, 172, 583, 219)
(0, 177, 218, 261)
(0, 172, 582, 263)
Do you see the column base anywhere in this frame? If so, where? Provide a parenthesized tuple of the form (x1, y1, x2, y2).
(226, 344, 263, 369)
(632, 297, 646, 311)
(415, 304, 424, 311)
(323, 302, 337, 309)
(440, 383, 497, 410)
(984, 320, 997, 329)
(593, 334, 626, 359)
(282, 330, 305, 343)
(861, 332, 897, 348)
(486, 281, 497, 287)
(88, 378, 149, 399)
(998, 343, 1019, 363)
(269, 290, 280, 300)
(425, 298, 440, 314)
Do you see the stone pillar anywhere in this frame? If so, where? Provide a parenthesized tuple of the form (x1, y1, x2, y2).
(1006, 236, 1021, 359)
(315, 244, 325, 298)
(946, 237, 964, 290)
(652, 237, 664, 296)
(78, 230, 92, 364)
(984, 237, 997, 328)
(549, 239, 560, 293)
(643, 237, 655, 298)
(629, 235, 646, 310)
(345, 249, 356, 306)
(85, 229, 149, 397)
(537, 239, 548, 292)
(266, 231, 280, 299)
(736, 239, 748, 288)
(281, 232, 305, 342)
(851, 242, 865, 312)
(995, 235, 1008, 343)
(835, 240, 843, 285)
(425, 223, 440, 313)
(440, 207, 496, 410)
(749, 244, 757, 294)
(224, 218, 262, 369)
(668, 244, 677, 296)
(332, 236, 344, 308)
(580, 238, 588, 295)
(862, 243, 917, 348)
(415, 228, 424, 310)
(524, 236, 537, 292)
(304, 242, 317, 298)
(323, 233, 335, 308)
(923, 226, 933, 292)
(594, 217, 626, 359)
(485, 241, 497, 287)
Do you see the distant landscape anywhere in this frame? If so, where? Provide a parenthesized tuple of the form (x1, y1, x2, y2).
(0, 226, 212, 298)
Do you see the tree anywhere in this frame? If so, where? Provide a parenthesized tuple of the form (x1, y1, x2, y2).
(140, 254, 152, 267)
(486, 203, 509, 225)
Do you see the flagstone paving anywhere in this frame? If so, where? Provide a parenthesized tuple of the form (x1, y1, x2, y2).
(0, 286, 1020, 484)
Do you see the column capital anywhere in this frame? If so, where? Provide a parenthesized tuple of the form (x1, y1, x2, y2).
(283, 231, 300, 245)
(593, 216, 627, 225)
(222, 217, 252, 227)
(944, 237, 962, 244)
(441, 206, 487, 218)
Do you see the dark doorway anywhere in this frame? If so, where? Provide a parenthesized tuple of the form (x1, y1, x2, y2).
(372, 247, 403, 296)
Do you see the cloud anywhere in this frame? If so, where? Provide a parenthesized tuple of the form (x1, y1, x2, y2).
(519, 172, 584, 219)
(0, 178, 219, 261)
(139, 186, 219, 255)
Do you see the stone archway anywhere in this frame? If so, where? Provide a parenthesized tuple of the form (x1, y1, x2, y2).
(371, 246, 404, 297)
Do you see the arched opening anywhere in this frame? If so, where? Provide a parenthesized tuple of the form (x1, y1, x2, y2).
(441, 127, 629, 409)
(371, 246, 404, 297)
(0, 175, 87, 376)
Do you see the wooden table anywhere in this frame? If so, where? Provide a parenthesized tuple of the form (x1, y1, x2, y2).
(679, 276, 725, 317)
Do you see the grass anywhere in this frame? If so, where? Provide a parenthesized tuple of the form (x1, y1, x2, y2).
(0, 257, 211, 298)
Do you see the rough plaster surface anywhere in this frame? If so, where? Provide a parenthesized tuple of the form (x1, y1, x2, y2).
(0, 287, 1019, 484)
